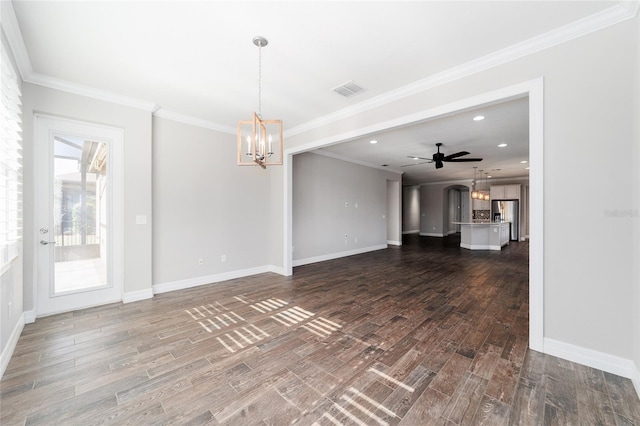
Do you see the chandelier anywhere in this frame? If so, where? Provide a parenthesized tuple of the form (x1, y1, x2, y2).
(471, 167, 480, 199)
(471, 167, 490, 201)
(237, 36, 283, 169)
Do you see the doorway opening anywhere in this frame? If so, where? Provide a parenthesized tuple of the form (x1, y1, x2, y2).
(284, 79, 543, 350)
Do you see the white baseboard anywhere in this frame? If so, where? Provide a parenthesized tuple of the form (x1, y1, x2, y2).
(460, 243, 502, 251)
(402, 230, 419, 235)
(387, 240, 402, 246)
(23, 309, 35, 324)
(153, 265, 277, 294)
(544, 338, 640, 399)
(1, 312, 25, 379)
(420, 232, 444, 237)
(292, 244, 387, 267)
(267, 265, 286, 276)
(122, 288, 154, 304)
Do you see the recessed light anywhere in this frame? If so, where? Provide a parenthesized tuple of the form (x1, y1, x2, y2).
(487, 175, 492, 178)
(473, 115, 485, 121)
(412, 157, 419, 160)
(525, 167, 530, 170)
(369, 140, 378, 144)
(498, 143, 507, 148)
(520, 160, 528, 164)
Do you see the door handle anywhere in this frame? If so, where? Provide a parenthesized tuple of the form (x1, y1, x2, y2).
(40, 240, 56, 245)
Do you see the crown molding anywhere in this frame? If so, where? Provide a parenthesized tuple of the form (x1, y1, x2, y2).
(418, 175, 529, 187)
(311, 149, 403, 175)
(153, 108, 236, 135)
(284, 1, 639, 138)
(25, 72, 158, 112)
(2, 1, 637, 132)
(420, 179, 474, 187)
(1, 0, 33, 80)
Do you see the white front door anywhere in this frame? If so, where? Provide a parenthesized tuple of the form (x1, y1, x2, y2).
(35, 115, 123, 317)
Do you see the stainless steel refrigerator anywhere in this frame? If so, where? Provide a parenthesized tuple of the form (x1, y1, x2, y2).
(491, 200, 519, 241)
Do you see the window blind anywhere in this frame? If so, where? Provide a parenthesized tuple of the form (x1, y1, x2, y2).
(0, 42, 22, 271)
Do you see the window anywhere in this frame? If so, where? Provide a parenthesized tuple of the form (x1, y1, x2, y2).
(0, 42, 22, 272)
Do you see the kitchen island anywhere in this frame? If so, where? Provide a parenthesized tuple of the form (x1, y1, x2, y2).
(452, 222, 510, 250)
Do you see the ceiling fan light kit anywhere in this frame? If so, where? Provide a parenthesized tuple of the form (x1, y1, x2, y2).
(237, 36, 283, 169)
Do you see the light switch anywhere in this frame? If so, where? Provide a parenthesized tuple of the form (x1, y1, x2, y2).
(136, 215, 147, 225)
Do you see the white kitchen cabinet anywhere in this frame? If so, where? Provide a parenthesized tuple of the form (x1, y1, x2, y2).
(505, 184, 521, 199)
(500, 222, 510, 246)
(472, 198, 490, 210)
(490, 185, 505, 199)
(490, 184, 520, 200)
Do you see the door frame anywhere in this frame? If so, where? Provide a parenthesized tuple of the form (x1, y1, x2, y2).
(34, 114, 124, 317)
(283, 78, 544, 352)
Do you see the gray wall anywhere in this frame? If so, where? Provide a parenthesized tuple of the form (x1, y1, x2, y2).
(402, 186, 420, 233)
(386, 180, 401, 245)
(21, 83, 153, 306)
(152, 117, 275, 285)
(285, 16, 639, 366)
(292, 152, 400, 264)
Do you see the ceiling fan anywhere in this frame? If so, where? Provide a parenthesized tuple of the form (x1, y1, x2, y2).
(404, 142, 483, 169)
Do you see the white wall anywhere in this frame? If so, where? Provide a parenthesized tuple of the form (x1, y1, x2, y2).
(292, 152, 399, 265)
(21, 83, 153, 308)
(285, 16, 639, 370)
(152, 117, 275, 288)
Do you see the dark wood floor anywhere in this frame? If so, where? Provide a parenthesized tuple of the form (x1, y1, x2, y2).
(2, 234, 640, 425)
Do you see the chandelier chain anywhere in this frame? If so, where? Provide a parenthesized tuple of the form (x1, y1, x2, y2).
(258, 42, 262, 118)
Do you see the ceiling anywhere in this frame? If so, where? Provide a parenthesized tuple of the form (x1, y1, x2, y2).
(316, 96, 530, 185)
(8, 1, 628, 183)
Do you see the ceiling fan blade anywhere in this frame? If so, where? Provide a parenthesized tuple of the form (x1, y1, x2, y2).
(445, 158, 483, 162)
(401, 161, 431, 167)
(443, 151, 470, 160)
(406, 156, 432, 161)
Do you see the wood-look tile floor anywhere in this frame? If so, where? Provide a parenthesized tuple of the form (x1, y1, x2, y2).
(2, 234, 640, 425)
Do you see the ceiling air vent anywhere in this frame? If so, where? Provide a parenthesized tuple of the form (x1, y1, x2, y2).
(332, 80, 366, 98)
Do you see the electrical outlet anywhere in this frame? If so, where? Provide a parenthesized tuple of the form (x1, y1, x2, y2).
(198, 257, 204, 265)
(7, 302, 11, 320)
(221, 255, 227, 263)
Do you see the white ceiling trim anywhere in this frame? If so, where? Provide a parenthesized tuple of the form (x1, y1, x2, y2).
(153, 109, 236, 135)
(311, 149, 403, 175)
(26, 72, 159, 112)
(418, 175, 530, 187)
(0, 0, 32, 79)
(420, 179, 474, 187)
(3, 1, 638, 132)
(284, 1, 639, 138)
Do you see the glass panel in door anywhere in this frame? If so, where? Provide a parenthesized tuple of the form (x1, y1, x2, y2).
(52, 135, 108, 294)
